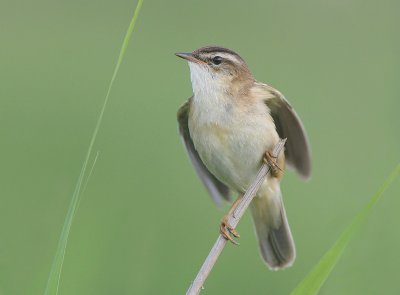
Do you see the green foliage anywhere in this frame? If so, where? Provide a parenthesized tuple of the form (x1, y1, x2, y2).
(43, 1, 144, 294)
(291, 164, 400, 295)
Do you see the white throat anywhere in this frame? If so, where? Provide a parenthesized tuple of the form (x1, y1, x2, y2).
(188, 62, 231, 123)
(189, 63, 224, 95)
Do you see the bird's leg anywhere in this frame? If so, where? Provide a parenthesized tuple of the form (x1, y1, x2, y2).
(220, 196, 242, 245)
(264, 150, 283, 178)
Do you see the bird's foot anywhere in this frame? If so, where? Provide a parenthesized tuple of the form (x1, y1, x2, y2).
(264, 151, 283, 177)
(220, 215, 240, 245)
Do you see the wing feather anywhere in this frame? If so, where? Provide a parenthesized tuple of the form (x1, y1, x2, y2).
(263, 85, 312, 179)
(177, 100, 231, 205)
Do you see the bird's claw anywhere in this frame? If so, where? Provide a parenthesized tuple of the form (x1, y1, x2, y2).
(220, 217, 240, 245)
(264, 151, 283, 176)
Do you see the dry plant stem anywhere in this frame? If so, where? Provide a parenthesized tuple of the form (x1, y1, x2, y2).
(186, 138, 287, 295)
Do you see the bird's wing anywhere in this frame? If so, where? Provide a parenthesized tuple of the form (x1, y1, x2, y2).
(177, 99, 231, 206)
(262, 84, 311, 180)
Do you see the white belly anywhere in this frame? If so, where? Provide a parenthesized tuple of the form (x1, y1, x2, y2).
(188, 99, 279, 192)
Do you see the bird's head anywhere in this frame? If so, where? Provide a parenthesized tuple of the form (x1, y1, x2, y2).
(176, 46, 254, 96)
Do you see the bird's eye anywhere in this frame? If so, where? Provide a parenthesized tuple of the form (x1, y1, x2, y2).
(212, 56, 223, 65)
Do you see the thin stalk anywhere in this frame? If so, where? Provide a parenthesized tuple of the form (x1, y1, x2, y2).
(44, 1, 144, 294)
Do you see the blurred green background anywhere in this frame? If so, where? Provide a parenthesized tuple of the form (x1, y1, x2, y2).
(1, 0, 399, 294)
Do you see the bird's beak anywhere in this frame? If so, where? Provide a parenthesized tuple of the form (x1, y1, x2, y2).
(175, 52, 207, 64)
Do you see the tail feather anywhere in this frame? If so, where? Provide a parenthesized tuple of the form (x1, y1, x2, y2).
(250, 190, 295, 270)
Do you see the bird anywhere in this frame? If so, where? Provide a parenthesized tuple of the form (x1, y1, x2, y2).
(176, 46, 311, 270)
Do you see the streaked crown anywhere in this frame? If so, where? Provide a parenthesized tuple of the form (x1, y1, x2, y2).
(176, 46, 254, 96)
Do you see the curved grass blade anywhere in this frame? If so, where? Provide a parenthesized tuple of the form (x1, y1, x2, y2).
(44, 1, 144, 294)
(290, 164, 400, 295)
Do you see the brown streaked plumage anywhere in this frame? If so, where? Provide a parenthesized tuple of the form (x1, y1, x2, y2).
(176, 46, 311, 270)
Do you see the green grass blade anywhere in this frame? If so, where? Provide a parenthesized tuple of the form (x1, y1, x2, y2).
(290, 164, 400, 295)
(44, 1, 144, 294)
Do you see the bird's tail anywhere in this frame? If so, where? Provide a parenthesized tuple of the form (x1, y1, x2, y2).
(250, 185, 295, 270)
